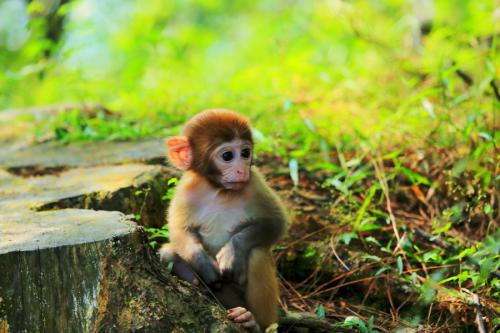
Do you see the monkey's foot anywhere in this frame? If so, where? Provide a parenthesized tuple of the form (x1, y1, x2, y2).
(227, 307, 261, 333)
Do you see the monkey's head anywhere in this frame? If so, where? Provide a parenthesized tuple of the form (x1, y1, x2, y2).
(166, 109, 254, 191)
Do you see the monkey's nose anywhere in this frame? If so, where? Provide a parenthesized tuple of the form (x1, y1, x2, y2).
(235, 169, 248, 182)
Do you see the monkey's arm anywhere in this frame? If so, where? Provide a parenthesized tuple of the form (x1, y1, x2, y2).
(217, 169, 287, 283)
(168, 218, 221, 285)
(232, 215, 286, 250)
(233, 167, 288, 248)
(217, 215, 286, 283)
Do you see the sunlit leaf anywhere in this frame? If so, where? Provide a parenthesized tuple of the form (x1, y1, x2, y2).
(339, 232, 359, 245)
(315, 304, 325, 319)
(289, 158, 299, 188)
(422, 98, 435, 118)
(354, 186, 377, 230)
(423, 250, 442, 264)
(362, 254, 382, 262)
(365, 236, 381, 246)
(396, 256, 403, 275)
(375, 267, 389, 276)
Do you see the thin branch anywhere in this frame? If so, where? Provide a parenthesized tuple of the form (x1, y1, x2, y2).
(329, 238, 350, 271)
(385, 277, 398, 322)
(472, 294, 487, 333)
(278, 272, 308, 308)
(371, 158, 400, 242)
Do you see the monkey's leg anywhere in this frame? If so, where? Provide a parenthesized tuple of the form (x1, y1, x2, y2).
(159, 243, 199, 285)
(213, 283, 246, 309)
(245, 247, 279, 330)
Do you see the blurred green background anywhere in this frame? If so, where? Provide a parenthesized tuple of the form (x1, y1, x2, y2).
(1, 0, 497, 152)
(1, 1, 499, 330)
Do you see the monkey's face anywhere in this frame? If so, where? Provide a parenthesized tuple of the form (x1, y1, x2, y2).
(211, 139, 252, 191)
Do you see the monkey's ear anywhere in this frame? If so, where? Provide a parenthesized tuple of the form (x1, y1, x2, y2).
(166, 136, 192, 170)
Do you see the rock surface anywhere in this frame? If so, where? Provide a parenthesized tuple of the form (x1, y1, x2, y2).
(0, 210, 137, 332)
(0, 211, 242, 333)
(0, 139, 165, 170)
(0, 164, 173, 227)
(0, 209, 135, 254)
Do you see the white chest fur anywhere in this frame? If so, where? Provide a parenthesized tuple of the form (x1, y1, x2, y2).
(192, 192, 249, 256)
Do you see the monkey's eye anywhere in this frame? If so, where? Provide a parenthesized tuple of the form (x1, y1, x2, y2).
(221, 151, 234, 161)
(241, 148, 251, 159)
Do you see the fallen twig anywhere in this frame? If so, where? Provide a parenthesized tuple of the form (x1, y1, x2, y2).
(279, 272, 308, 308)
(472, 294, 487, 333)
(385, 277, 398, 322)
(329, 238, 350, 271)
(371, 158, 401, 243)
(279, 311, 357, 333)
(371, 157, 414, 273)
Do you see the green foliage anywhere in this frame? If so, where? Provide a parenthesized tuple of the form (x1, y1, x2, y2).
(47, 108, 150, 141)
(144, 177, 179, 248)
(288, 158, 299, 188)
(1, 0, 498, 329)
(1, 0, 497, 156)
(340, 316, 379, 333)
(338, 232, 359, 245)
(144, 224, 170, 250)
(315, 304, 325, 319)
(162, 177, 179, 201)
(441, 232, 500, 290)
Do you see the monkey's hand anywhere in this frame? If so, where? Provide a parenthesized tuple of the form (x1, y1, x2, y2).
(227, 307, 262, 333)
(216, 242, 247, 286)
(191, 250, 221, 285)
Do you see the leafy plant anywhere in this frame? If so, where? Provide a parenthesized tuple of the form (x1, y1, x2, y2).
(144, 224, 170, 250)
(1, 0, 498, 330)
(340, 316, 379, 333)
(162, 178, 179, 201)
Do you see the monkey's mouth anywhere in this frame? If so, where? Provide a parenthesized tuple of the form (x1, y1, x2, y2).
(224, 181, 248, 190)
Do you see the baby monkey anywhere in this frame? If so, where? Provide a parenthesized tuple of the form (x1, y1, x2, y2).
(159, 109, 288, 332)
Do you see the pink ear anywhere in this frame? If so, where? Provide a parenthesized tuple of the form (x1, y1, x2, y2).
(166, 136, 192, 170)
